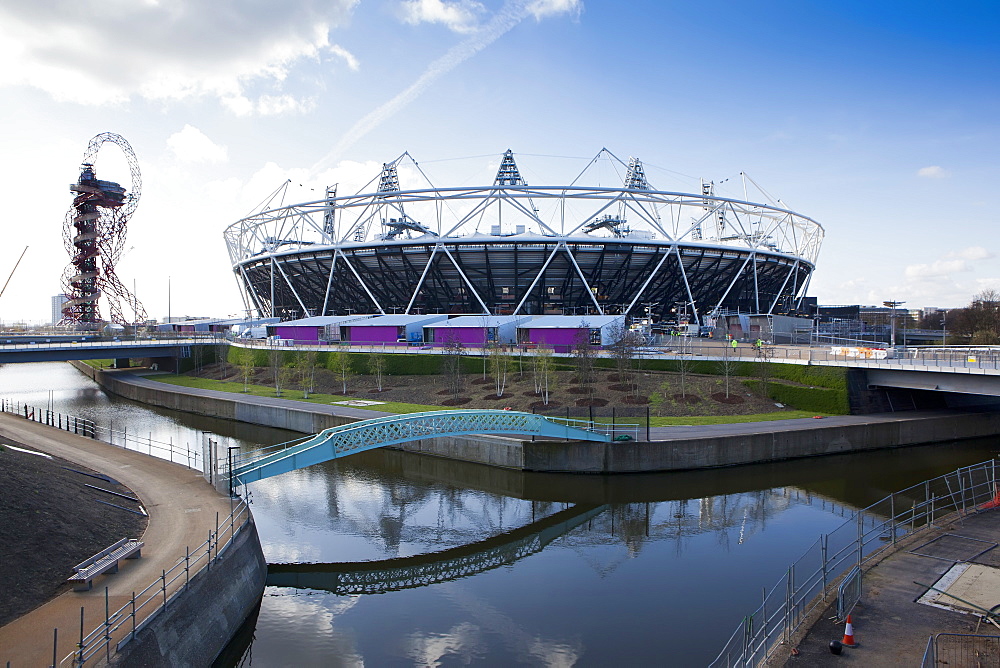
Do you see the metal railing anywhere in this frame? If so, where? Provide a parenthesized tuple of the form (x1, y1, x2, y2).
(229, 337, 1000, 373)
(0, 335, 220, 352)
(710, 459, 999, 667)
(922, 633, 1000, 668)
(0, 398, 204, 471)
(67, 497, 252, 665)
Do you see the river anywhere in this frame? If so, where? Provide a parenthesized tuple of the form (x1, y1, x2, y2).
(3, 362, 997, 666)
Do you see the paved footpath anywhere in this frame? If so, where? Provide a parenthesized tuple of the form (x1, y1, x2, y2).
(770, 506, 1000, 667)
(0, 412, 232, 667)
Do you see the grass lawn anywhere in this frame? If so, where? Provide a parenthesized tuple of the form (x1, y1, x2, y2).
(145, 373, 829, 425)
(148, 373, 444, 415)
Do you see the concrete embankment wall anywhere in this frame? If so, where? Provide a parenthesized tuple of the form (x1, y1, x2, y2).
(110, 516, 267, 667)
(521, 411, 1000, 472)
(74, 362, 1000, 474)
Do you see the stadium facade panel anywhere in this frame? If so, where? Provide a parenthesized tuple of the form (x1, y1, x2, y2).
(225, 151, 823, 324)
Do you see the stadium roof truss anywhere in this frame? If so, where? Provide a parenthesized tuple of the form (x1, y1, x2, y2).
(224, 149, 824, 323)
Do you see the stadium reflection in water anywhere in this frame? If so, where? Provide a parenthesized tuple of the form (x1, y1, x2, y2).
(1, 363, 996, 666)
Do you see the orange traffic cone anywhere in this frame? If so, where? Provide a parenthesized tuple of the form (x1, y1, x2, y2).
(841, 614, 856, 647)
(980, 485, 1000, 510)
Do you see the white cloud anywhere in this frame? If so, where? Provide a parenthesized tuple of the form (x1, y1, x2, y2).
(315, 0, 581, 171)
(0, 1, 359, 112)
(917, 165, 949, 178)
(399, 0, 486, 33)
(904, 259, 969, 279)
(167, 125, 228, 163)
(947, 246, 994, 261)
(526, 0, 582, 20)
(330, 44, 360, 71)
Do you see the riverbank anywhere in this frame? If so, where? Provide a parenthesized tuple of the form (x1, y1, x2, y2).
(0, 412, 265, 667)
(76, 362, 1000, 473)
(773, 503, 1000, 666)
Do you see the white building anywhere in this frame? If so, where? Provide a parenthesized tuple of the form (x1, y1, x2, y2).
(50, 295, 68, 324)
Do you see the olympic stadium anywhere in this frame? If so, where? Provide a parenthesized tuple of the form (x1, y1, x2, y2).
(224, 149, 824, 324)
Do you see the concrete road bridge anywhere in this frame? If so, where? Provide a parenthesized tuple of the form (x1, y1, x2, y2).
(0, 336, 217, 364)
(231, 410, 630, 486)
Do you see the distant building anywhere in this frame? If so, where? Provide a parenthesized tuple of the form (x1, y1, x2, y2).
(515, 315, 625, 352)
(423, 315, 531, 347)
(50, 294, 68, 324)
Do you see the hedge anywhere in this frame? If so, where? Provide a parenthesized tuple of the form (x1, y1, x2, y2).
(743, 379, 850, 415)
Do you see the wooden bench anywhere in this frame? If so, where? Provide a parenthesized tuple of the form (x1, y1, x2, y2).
(68, 538, 144, 591)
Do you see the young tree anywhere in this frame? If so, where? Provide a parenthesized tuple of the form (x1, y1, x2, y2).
(648, 390, 665, 417)
(535, 345, 556, 405)
(675, 333, 693, 399)
(368, 347, 387, 392)
(216, 339, 230, 379)
(487, 343, 512, 397)
(442, 331, 466, 400)
(572, 323, 597, 398)
(237, 347, 257, 393)
(608, 320, 641, 396)
(268, 344, 286, 396)
(716, 338, 739, 398)
(326, 349, 355, 395)
(754, 340, 775, 399)
(279, 359, 296, 397)
(296, 349, 319, 398)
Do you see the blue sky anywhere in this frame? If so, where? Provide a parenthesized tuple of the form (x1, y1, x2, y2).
(0, 0, 997, 323)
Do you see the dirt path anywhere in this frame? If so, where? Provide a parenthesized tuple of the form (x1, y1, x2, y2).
(0, 413, 232, 667)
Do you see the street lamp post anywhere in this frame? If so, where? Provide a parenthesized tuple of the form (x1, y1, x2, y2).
(883, 300, 905, 347)
(941, 312, 947, 346)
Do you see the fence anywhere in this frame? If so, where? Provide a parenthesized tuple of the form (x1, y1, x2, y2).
(922, 633, 1000, 667)
(530, 404, 650, 441)
(67, 497, 251, 665)
(1, 397, 251, 665)
(710, 459, 999, 667)
(0, 398, 203, 471)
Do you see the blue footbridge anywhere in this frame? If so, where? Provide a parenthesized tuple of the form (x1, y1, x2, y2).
(230, 410, 631, 486)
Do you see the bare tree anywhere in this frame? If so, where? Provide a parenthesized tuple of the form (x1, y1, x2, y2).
(487, 343, 511, 397)
(716, 338, 738, 398)
(442, 331, 466, 400)
(269, 344, 286, 396)
(535, 345, 555, 405)
(608, 320, 641, 396)
(326, 349, 355, 395)
(572, 323, 596, 398)
(754, 341, 774, 399)
(368, 347, 387, 392)
(216, 338, 230, 379)
(675, 333, 693, 398)
(296, 349, 318, 398)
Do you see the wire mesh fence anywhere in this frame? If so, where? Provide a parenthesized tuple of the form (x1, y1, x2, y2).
(922, 633, 1000, 668)
(710, 459, 999, 667)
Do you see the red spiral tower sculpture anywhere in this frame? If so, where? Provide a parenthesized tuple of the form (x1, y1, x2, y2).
(61, 133, 147, 328)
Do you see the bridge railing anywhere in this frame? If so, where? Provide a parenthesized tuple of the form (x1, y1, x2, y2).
(709, 459, 999, 667)
(231, 410, 642, 476)
(0, 398, 204, 471)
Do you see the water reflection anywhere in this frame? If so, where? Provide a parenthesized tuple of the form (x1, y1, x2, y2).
(3, 362, 997, 666)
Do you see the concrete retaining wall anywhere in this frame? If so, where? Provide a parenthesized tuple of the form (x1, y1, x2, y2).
(110, 516, 267, 667)
(522, 411, 1000, 472)
(74, 363, 1000, 474)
